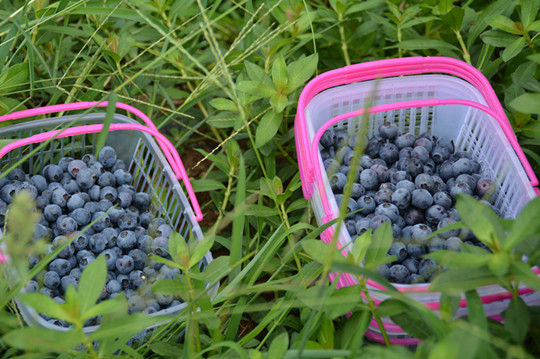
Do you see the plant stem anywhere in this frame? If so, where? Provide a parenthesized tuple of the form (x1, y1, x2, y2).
(337, 14, 351, 66)
(454, 29, 472, 65)
(359, 277, 391, 346)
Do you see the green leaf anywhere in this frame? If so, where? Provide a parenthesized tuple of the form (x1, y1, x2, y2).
(272, 54, 288, 91)
(95, 93, 117, 156)
(245, 204, 279, 217)
(424, 250, 491, 269)
(502, 36, 526, 62)
(269, 93, 288, 113)
(255, 111, 282, 148)
(455, 195, 505, 249)
(480, 30, 520, 47)
(209, 98, 238, 112)
(364, 222, 393, 270)
(0, 63, 29, 94)
(441, 7, 464, 31)
(438, 0, 453, 14)
(244, 61, 267, 82)
(152, 277, 189, 297)
(504, 196, 540, 250)
(78, 254, 107, 314)
(528, 19, 540, 31)
(430, 266, 499, 294)
(192, 255, 231, 283)
(286, 54, 319, 93)
(230, 154, 245, 280)
(345, 0, 382, 15)
(189, 234, 214, 268)
(489, 14, 523, 34)
(169, 231, 188, 268)
(3, 327, 82, 352)
(351, 229, 372, 264)
(301, 239, 347, 264)
(465, 290, 489, 342)
(236, 80, 276, 98)
(467, 0, 519, 48)
(89, 313, 168, 341)
(324, 285, 363, 320)
(17, 293, 72, 322)
(81, 294, 125, 320)
(268, 332, 288, 359)
(512, 61, 537, 86)
(439, 293, 461, 322)
(509, 93, 540, 115)
(509, 261, 540, 292)
(504, 296, 530, 344)
(192, 179, 226, 192)
(394, 39, 459, 51)
(521, 0, 539, 29)
(378, 300, 434, 340)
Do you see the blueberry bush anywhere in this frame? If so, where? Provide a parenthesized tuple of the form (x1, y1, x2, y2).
(1, 0, 540, 358)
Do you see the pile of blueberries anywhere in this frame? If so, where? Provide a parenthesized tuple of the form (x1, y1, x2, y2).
(3, 146, 182, 327)
(320, 122, 496, 284)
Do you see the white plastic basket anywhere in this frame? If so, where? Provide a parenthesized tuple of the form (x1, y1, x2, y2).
(295, 57, 540, 344)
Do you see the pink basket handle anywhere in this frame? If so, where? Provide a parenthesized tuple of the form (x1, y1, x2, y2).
(295, 56, 538, 200)
(0, 103, 203, 221)
(310, 98, 538, 221)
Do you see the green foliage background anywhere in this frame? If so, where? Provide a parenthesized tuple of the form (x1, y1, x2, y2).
(1, 0, 540, 358)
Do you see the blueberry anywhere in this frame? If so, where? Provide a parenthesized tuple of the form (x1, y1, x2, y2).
(450, 183, 473, 198)
(0, 183, 17, 203)
(60, 275, 78, 292)
(116, 191, 133, 208)
(431, 146, 450, 164)
(333, 129, 348, 147)
(83, 201, 99, 214)
(43, 271, 60, 289)
(100, 227, 117, 248)
(446, 236, 463, 251)
(411, 146, 430, 164)
(452, 158, 473, 177)
(137, 235, 153, 251)
(471, 160, 482, 174)
(365, 138, 382, 157)
(401, 226, 413, 239)
(428, 236, 446, 252)
(98, 199, 113, 212)
(358, 155, 372, 169)
(115, 255, 134, 274)
(100, 186, 118, 202)
(66, 160, 86, 178)
(57, 216, 78, 235)
(98, 146, 117, 168)
(437, 160, 454, 181)
(96, 172, 115, 187)
(323, 159, 340, 175)
(357, 195, 376, 215)
(6, 168, 24, 182)
(65, 192, 85, 211)
(58, 157, 74, 172)
(377, 121, 398, 140)
(414, 137, 433, 153)
(404, 158, 424, 178)
(379, 143, 399, 164)
(118, 213, 138, 230)
(395, 179, 415, 193)
(49, 258, 71, 276)
(344, 182, 365, 200)
(389, 171, 410, 184)
(414, 173, 434, 193)
(89, 233, 107, 253)
(70, 208, 90, 226)
(437, 217, 460, 239)
(399, 147, 413, 159)
(128, 249, 146, 269)
(408, 274, 423, 284)
(374, 188, 393, 205)
(29, 175, 48, 193)
(476, 178, 494, 197)
(402, 258, 419, 274)
(390, 188, 410, 210)
(411, 189, 433, 209)
(389, 241, 407, 262)
(359, 169, 379, 190)
(354, 218, 371, 235)
(329, 172, 347, 193)
(40, 287, 59, 298)
(320, 130, 335, 148)
(70, 267, 82, 280)
(430, 175, 445, 193)
(51, 187, 70, 208)
(456, 174, 476, 191)
(338, 197, 359, 217)
(375, 203, 399, 223)
(375, 264, 390, 279)
(345, 220, 357, 236)
(369, 214, 391, 231)
(52, 235, 75, 258)
(91, 211, 111, 232)
(114, 169, 132, 186)
(117, 230, 137, 250)
(395, 133, 416, 149)
(407, 243, 427, 259)
(76, 168, 96, 190)
(73, 232, 89, 251)
(24, 280, 39, 293)
(432, 191, 452, 210)
(371, 164, 390, 183)
(389, 264, 410, 283)
(152, 236, 169, 257)
(44, 165, 64, 182)
(87, 185, 100, 202)
(425, 204, 448, 225)
(106, 279, 122, 294)
(419, 258, 439, 281)
(129, 270, 146, 288)
(101, 248, 118, 271)
(411, 223, 432, 242)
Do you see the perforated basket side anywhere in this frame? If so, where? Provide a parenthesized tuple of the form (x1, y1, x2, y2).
(0, 113, 214, 333)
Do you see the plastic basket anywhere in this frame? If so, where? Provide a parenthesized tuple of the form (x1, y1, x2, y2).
(294, 57, 540, 344)
(0, 101, 216, 334)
